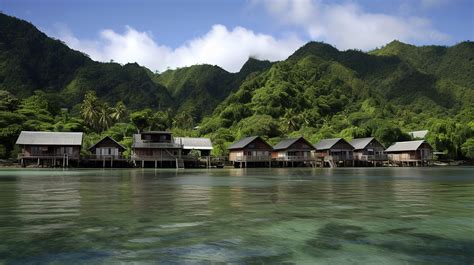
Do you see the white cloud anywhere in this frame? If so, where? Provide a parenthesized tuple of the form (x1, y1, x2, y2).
(255, 0, 449, 50)
(54, 24, 304, 73)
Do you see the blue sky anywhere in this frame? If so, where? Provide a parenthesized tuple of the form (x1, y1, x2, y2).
(1, 0, 473, 72)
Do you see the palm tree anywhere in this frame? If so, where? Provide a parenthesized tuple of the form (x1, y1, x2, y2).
(98, 103, 113, 131)
(110, 101, 127, 122)
(81, 91, 100, 131)
(281, 108, 302, 133)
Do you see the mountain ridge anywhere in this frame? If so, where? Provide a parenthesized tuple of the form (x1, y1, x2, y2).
(0, 12, 472, 159)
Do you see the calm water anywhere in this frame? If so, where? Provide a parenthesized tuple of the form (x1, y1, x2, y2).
(0, 168, 473, 264)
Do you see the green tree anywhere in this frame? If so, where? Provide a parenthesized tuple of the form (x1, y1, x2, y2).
(80, 91, 100, 131)
(130, 109, 152, 133)
(374, 124, 410, 147)
(97, 103, 113, 131)
(0, 90, 19, 111)
(281, 108, 303, 133)
(461, 138, 474, 159)
(110, 101, 127, 122)
(173, 111, 194, 130)
(151, 110, 172, 131)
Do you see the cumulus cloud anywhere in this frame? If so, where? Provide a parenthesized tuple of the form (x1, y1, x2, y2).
(54, 24, 304, 73)
(255, 0, 449, 50)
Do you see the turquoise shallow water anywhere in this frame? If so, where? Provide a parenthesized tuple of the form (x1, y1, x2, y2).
(0, 167, 473, 264)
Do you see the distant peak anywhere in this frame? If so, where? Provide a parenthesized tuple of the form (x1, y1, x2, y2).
(238, 57, 273, 75)
(289, 41, 340, 61)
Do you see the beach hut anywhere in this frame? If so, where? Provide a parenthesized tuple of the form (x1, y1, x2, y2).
(385, 140, 433, 166)
(174, 137, 213, 157)
(132, 131, 183, 168)
(228, 136, 272, 168)
(16, 131, 83, 167)
(349, 137, 386, 166)
(174, 137, 213, 167)
(87, 136, 127, 167)
(272, 137, 315, 167)
(313, 138, 354, 167)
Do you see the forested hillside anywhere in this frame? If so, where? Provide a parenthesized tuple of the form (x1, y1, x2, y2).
(154, 58, 272, 119)
(0, 13, 271, 158)
(199, 42, 474, 157)
(0, 13, 472, 160)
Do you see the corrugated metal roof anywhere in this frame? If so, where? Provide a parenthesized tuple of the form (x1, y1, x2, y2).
(349, 137, 375, 150)
(314, 138, 345, 150)
(273, 137, 314, 150)
(273, 138, 300, 150)
(228, 136, 262, 150)
(385, 140, 426, 152)
(88, 136, 126, 151)
(409, 130, 428, 139)
(16, 131, 83, 146)
(132, 134, 182, 149)
(174, 137, 213, 150)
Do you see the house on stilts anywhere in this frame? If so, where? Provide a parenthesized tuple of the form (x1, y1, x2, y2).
(349, 137, 387, 166)
(313, 138, 354, 167)
(228, 136, 272, 168)
(131, 132, 213, 168)
(272, 137, 315, 167)
(385, 140, 433, 166)
(174, 137, 213, 168)
(16, 131, 83, 167)
(87, 136, 127, 168)
(132, 131, 184, 168)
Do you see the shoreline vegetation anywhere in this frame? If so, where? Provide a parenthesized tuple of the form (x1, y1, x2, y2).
(0, 13, 473, 166)
(8, 131, 472, 169)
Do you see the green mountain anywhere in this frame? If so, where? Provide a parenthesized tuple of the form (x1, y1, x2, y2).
(0, 13, 174, 110)
(0, 13, 472, 160)
(154, 58, 272, 119)
(0, 13, 91, 97)
(0, 13, 271, 116)
(200, 41, 473, 156)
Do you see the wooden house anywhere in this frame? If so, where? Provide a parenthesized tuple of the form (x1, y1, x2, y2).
(132, 131, 183, 168)
(313, 138, 354, 167)
(228, 136, 272, 168)
(272, 137, 315, 167)
(87, 136, 127, 167)
(349, 137, 386, 166)
(385, 140, 433, 166)
(16, 131, 83, 167)
(174, 137, 213, 167)
(174, 137, 213, 157)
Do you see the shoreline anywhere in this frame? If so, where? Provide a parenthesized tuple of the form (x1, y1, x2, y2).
(0, 163, 471, 170)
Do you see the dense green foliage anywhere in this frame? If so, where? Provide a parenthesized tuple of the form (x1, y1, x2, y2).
(154, 58, 272, 120)
(0, 13, 472, 161)
(200, 42, 473, 158)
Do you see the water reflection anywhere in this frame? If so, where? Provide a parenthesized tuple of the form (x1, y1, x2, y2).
(0, 168, 472, 264)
